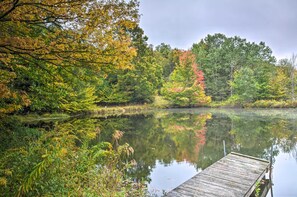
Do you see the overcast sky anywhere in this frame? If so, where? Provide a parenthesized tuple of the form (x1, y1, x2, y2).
(139, 0, 297, 60)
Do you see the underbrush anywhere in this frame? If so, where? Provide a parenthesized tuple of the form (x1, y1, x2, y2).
(0, 119, 146, 196)
(245, 100, 297, 108)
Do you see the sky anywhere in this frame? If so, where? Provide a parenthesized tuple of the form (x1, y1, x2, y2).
(138, 0, 297, 60)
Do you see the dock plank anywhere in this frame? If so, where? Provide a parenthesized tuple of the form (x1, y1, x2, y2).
(166, 152, 270, 197)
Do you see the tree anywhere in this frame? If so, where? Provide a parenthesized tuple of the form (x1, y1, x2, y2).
(0, 0, 139, 113)
(253, 62, 275, 100)
(155, 43, 177, 81)
(122, 26, 163, 103)
(0, 0, 138, 68)
(230, 67, 259, 103)
(162, 51, 211, 107)
(0, 68, 30, 113)
(268, 67, 289, 100)
(277, 58, 297, 100)
(192, 34, 276, 101)
(192, 34, 230, 101)
(95, 26, 163, 104)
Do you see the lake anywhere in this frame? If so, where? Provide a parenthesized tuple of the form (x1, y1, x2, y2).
(1, 108, 297, 196)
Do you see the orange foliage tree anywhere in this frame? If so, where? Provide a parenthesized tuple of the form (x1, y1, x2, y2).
(162, 50, 211, 107)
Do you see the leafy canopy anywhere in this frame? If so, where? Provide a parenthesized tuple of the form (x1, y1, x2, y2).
(0, 0, 139, 113)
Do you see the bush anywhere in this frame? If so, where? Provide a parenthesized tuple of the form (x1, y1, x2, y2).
(152, 96, 170, 108)
(246, 100, 297, 108)
(0, 122, 146, 196)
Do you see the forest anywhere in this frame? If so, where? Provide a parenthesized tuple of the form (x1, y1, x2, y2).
(1, 0, 297, 196)
(1, 0, 297, 115)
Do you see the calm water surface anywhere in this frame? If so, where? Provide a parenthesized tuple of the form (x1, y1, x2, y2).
(1, 108, 297, 196)
(104, 108, 297, 196)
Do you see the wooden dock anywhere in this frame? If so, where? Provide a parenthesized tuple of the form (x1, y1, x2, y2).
(166, 152, 270, 197)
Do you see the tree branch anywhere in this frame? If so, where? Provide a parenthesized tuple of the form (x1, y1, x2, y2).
(0, 0, 19, 20)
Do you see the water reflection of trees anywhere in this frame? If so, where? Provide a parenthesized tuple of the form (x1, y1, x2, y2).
(92, 111, 297, 183)
(228, 114, 297, 162)
(1, 110, 297, 194)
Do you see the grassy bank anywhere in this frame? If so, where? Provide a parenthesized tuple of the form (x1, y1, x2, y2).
(153, 96, 297, 109)
(209, 100, 297, 108)
(13, 99, 297, 123)
(244, 100, 297, 108)
(89, 104, 153, 116)
(14, 104, 153, 123)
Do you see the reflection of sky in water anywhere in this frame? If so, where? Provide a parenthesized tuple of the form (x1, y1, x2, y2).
(147, 160, 200, 196)
(268, 147, 297, 197)
(148, 147, 297, 197)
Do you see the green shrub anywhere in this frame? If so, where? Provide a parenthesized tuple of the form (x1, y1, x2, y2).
(247, 100, 297, 108)
(0, 123, 145, 196)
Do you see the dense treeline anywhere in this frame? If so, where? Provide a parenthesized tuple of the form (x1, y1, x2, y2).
(192, 34, 297, 105)
(1, 1, 297, 115)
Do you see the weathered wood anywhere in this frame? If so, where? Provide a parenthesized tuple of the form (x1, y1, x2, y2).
(166, 152, 270, 197)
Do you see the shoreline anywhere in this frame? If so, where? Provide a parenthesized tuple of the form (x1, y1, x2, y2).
(12, 102, 297, 123)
